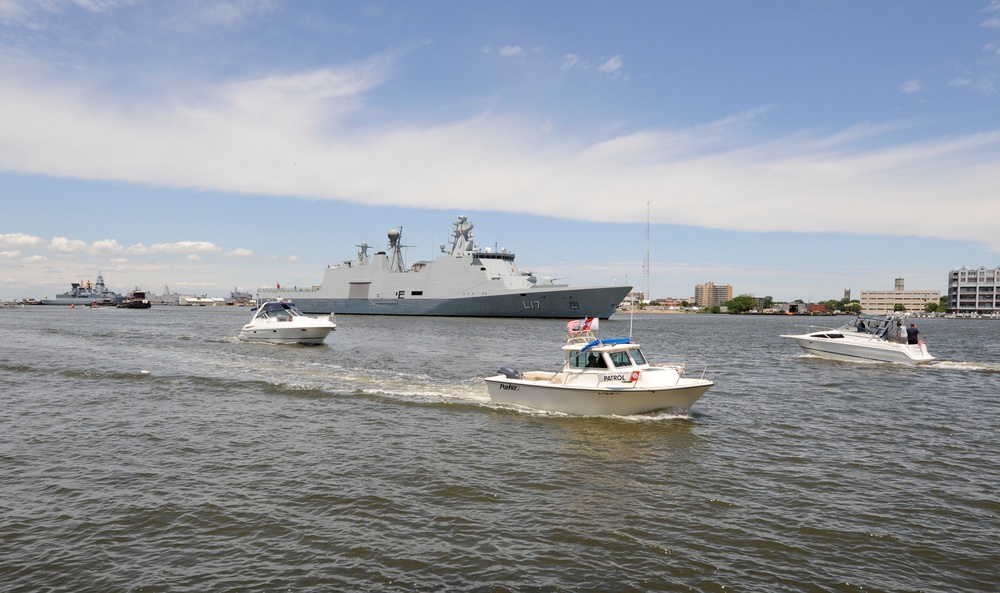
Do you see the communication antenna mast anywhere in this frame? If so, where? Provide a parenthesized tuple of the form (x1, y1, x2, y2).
(644, 201, 650, 302)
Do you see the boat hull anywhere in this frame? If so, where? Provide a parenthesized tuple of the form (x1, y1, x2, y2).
(261, 287, 629, 319)
(238, 318, 335, 345)
(484, 376, 713, 415)
(781, 335, 933, 365)
(40, 297, 122, 306)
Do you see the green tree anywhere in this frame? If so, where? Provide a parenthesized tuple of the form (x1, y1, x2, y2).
(893, 303, 907, 312)
(724, 294, 757, 314)
(763, 296, 774, 309)
(924, 302, 938, 313)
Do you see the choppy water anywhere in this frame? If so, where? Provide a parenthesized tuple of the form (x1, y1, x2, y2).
(1, 307, 998, 592)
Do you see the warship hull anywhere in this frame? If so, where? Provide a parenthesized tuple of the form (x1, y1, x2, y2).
(263, 287, 629, 318)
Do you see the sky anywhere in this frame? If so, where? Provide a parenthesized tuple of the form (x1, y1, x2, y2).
(2, 0, 999, 303)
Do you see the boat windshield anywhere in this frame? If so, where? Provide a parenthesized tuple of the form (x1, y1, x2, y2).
(569, 351, 607, 369)
(848, 315, 895, 339)
(260, 302, 299, 319)
(608, 350, 632, 367)
(629, 348, 647, 365)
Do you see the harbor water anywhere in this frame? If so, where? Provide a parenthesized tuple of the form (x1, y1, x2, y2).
(1, 307, 998, 592)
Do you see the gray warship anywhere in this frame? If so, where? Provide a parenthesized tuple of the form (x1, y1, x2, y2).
(257, 215, 631, 318)
(41, 272, 125, 306)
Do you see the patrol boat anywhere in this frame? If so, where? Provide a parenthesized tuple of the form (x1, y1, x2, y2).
(485, 321, 714, 415)
(257, 215, 631, 318)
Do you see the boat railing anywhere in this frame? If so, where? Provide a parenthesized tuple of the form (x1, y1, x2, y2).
(566, 330, 596, 343)
(650, 362, 686, 373)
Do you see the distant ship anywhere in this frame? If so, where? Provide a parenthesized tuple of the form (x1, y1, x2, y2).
(257, 215, 631, 318)
(41, 272, 125, 306)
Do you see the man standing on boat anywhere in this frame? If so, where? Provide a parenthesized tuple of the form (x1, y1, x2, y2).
(895, 321, 908, 343)
(906, 323, 921, 345)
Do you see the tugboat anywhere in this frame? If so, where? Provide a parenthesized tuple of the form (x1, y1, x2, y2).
(117, 289, 152, 309)
(41, 272, 124, 306)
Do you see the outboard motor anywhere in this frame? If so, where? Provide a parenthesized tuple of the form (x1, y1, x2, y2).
(497, 366, 522, 380)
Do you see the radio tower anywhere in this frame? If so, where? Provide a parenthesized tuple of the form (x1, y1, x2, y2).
(644, 201, 650, 302)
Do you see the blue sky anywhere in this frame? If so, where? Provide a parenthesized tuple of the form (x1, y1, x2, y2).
(2, 0, 999, 303)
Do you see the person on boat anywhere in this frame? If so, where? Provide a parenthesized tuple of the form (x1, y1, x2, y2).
(895, 321, 908, 343)
(586, 353, 600, 368)
(906, 323, 921, 345)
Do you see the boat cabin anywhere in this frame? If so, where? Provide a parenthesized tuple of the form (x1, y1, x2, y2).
(257, 301, 302, 320)
(564, 337, 648, 370)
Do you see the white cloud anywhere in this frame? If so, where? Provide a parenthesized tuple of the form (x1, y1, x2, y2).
(0, 232, 42, 247)
(151, 241, 222, 254)
(1, 250, 22, 258)
(227, 247, 254, 257)
(91, 239, 125, 254)
(0, 62, 999, 255)
(599, 55, 623, 74)
(49, 236, 90, 254)
(899, 79, 921, 93)
(561, 54, 580, 70)
(499, 45, 525, 58)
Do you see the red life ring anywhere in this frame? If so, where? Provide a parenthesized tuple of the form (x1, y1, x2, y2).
(630, 370, 641, 382)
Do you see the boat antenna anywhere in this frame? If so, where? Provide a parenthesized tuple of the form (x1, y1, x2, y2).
(629, 290, 635, 339)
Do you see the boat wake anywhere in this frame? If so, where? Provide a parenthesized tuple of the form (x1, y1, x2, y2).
(924, 360, 1000, 374)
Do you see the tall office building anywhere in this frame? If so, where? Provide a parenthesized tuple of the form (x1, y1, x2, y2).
(947, 266, 999, 315)
(694, 282, 733, 308)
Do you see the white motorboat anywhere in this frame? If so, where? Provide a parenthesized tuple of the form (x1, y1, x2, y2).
(238, 300, 336, 345)
(484, 322, 713, 415)
(781, 314, 933, 365)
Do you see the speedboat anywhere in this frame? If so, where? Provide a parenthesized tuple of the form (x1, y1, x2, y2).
(781, 313, 933, 365)
(484, 322, 713, 415)
(238, 300, 336, 345)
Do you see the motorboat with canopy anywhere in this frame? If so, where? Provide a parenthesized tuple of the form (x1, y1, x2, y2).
(781, 313, 933, 365)
(238, 300, 336, 345)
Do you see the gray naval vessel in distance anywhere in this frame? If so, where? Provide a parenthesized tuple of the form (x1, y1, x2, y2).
(40, 272, 125, 306)
(257, 215, 631, 319)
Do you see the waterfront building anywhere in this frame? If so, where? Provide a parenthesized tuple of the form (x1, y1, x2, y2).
(859, 278, 939, 314)
(947, 266, 999, 315)
(694, 282, 732, 308)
